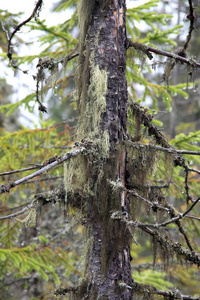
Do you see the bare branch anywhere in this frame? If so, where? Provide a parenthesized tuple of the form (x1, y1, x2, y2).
(0, 165, 42, 177)
(186, 214, 200, 221)
(184, 0, 196, 50)
(187, 166, 200, 175)
(7, 0, 43, 60)
(0, 189, 65, 221)
(146, 196, 200, 228)
(127, 39, 200, 68)
(22, 175, 63, 184)
(0, 203, 33, 220)
(138, 225, 200, 267)
(177, 150, 200, 155)
(0, 147, 85, 195)
(133, 282, 200, 300)
(185, 167, 192, 203)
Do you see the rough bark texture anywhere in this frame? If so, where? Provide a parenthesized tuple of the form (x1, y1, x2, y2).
(76, 0, 133, 299)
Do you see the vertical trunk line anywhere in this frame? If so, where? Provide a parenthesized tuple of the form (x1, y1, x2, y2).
(76, 1, 133, 299)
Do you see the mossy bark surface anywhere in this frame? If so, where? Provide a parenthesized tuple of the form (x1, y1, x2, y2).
(68, 0, 133, 298)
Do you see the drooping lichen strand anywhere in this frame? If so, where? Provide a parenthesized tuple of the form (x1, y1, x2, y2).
(78, 55, 110, 157)
(64, 155, 88, 198)
(77, 0, 95, 51)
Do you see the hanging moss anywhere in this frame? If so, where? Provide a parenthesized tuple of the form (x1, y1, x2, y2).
(77, 0, 96, 51)
(64, 50, 110, 202)
(77, 52, 110, 155)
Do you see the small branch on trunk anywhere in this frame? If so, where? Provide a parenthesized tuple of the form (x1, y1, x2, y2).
(112, 215, 200, 267)
(177, 150, 200, 155)
(137, 224, 200, 267)
(0, 147, 85, 195)
(187, 166, 200, 175)
(127, 39, 200, 68)
(133, 282, 200, 300)
(108, 180, 169, 213)
(0, 202, 34, 220)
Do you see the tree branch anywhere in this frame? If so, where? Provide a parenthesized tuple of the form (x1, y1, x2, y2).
(0, 189, 65, 221)
(7, 0, 43, 61)
(133, 282, 200, 300)
(127, 39, 200, 68)
(0, 147, 85, 195)
(183, 0, 196, 50)
(0, 165, 42, 177)
(146, 196, 200, 228)
(0, 203, 33, 220)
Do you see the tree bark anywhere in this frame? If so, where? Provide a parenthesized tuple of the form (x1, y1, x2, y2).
(75, 0, 133, 299)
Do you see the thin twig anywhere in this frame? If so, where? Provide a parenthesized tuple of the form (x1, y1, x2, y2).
(22, 175, 63, 184)
(183, 0, 196, 50)
(0, 189, 65, 221)
(146, 196, 200, 228)
(185, 214, 200, 221)
(187, 166, 200, 175)
(184, 167, 192, 203)
(0, 165, 42, 177)
(7, 0, 43, 60)
(0, 203, 33, 220)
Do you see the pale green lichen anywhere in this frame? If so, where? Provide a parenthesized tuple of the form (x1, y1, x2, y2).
(64, 155, 88, 197)
(78, 54, 108, 131)
(64, 2, 110, 205)
(77, 0, 95, 49)
(64, 58, 110, 199)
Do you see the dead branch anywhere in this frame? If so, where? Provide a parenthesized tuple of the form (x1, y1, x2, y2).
(0, 189, 65, 221)
(127, 39, 200, 68)
(0, 146, 85, 195)
(0, 165, 42, 177)
(177, 150, 200, 155)
(111, 214, 200, 267)
(184, 0, 196, 50)
(133, 282, 200, 300)
(7, 0, 43, 61)
(0, 203, 33, 220)
(146, 196, 200, 228)
(185, 167, 192, 203)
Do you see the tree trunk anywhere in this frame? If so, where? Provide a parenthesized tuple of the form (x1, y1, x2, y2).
(73, 0, 133, 299)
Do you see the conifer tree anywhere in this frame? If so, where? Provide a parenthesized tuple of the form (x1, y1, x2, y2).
(0, 1, 200, 299)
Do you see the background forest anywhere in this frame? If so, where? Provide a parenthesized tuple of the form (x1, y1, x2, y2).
(0, 0, 200, 299)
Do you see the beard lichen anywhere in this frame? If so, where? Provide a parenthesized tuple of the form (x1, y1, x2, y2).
(64, 52, 110, 204)
(77, 52, 109, 154)
(125, 142, 174, 220)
